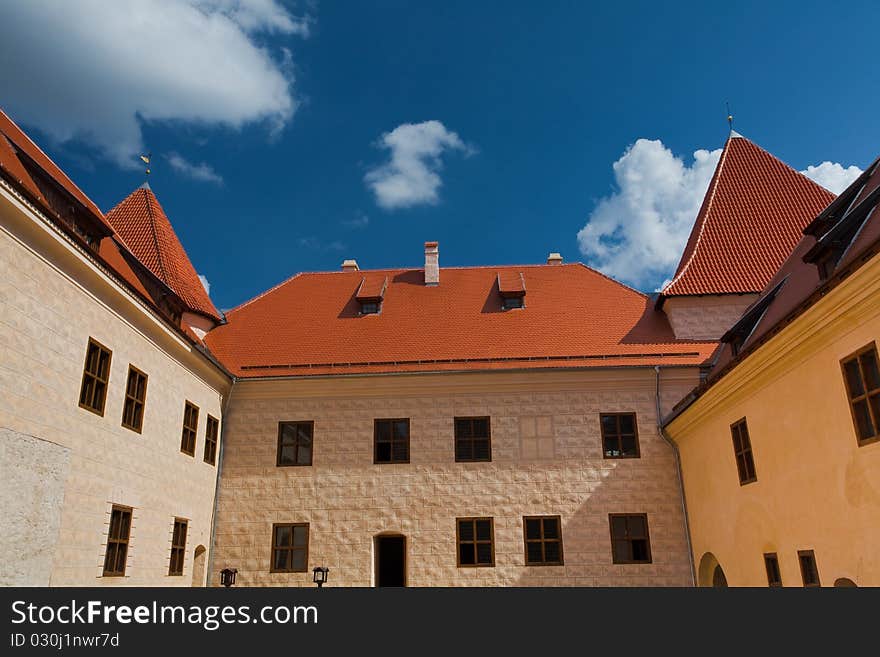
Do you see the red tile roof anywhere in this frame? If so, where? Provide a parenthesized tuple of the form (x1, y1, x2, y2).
(205, 263, 717, 377)
(0, 108, 113, 231)
(497, 271, 526, 296)
(356, 275, 388, 301)
(661, 133, 835, 298)
(105, 185, 221, 321)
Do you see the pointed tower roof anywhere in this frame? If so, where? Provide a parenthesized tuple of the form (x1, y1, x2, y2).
(660, 133, 835, 298)
(106, 186, 221, 321)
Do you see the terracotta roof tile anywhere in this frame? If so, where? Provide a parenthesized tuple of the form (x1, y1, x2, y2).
(662, 133, 835, 297)
(356, 275, 388, 301)
(206, 263, 717, 377)
(105, 186, 221, 321)
(497, 271, 526, 296)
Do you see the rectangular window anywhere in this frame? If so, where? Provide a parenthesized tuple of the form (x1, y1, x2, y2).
(276, 421, 314, 466)
(102, 505, 132, 577)
(78, 338, 112, 415)
(609, 513, 652, 564)
(731, 418, 757, 485)
(374, 418, 410, 464)
(600, 413, 640, 458)
(764, 552, 782, 587)
(454, 417, 491, 462)
(168, 518, 188, 576)
(270, 523, 309, 573)
(121, 365, 148, 432)
(798, 550, 820, 587)
(204, 415, 219, 465)
(180, 402, 199, 456)
(523, 516, 564, 566)
(841, 343, 880, 445)
(456, 517, 495, 567)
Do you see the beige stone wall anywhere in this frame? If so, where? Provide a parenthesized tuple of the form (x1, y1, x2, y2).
(0, 185, 229, 586)
(0, 428, 71, 585)
(664, 294, 758, 340)
(213, 367, 699, 587)
(666, 253, 880, 586)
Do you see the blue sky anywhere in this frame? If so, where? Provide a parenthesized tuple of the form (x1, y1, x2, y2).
(1, 1, 877, 310)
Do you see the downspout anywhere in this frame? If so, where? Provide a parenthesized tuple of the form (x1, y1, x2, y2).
(206, 378, 236, 587)
(655, 365, 697, 587)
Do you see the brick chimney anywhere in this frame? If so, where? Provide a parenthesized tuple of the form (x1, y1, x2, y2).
(341, 259, 359, 272)
(547, 252, 563, 265)
(424, 241, 439, 285)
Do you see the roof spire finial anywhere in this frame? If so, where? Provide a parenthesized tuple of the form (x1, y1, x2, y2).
(139, 152, 152, 183)
(726, 101, 733, 133)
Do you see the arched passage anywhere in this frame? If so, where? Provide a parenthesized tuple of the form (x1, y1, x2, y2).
(191, 545, 206, 587)
(698, 552, 728, 587)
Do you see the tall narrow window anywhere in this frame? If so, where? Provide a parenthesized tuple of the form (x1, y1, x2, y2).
(276, 421, 314, 466)
(79, 338, 112, 415)
(374, 419, 410, 464)
(841, 343, 880, 445)
(121, 365, 148, 432)
(103, 505, 132, 577)
(609, 514, 652, 564)
(168, 518, 188, 576)
(204, 416, 219, 465)
(798, 550, 820, 587)
(600, 413, 640, 458)
(270, 523, 309, 573)
(180, 402, 199, 456)
(731, 418, 757, 485)
(523, 516, 564, 566)
(456, 518, 495, 567)
(454, 417, 491, 462)
(764, 553, 782, 587)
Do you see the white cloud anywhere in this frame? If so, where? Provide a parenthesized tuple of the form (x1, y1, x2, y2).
(577, 139, 722, 290)
(365, 121, 472, 210)
(0, 1, 307, 167)
(800, 161, 862, 194)
(198, 274, 211, 295)
(342, 212, 369, 228)
(167, 153, 224, 184)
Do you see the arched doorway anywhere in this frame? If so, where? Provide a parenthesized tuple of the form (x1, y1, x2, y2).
(698, 552, 727, 587)
(833, 577, 857, 587)
(191, 545, 206, 587)
(374, 534, 406, 587)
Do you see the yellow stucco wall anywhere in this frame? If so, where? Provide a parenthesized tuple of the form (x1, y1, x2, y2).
(666, 252, 880, 587)
(213, 367, 701, 587)
(0, 184, 230, 586)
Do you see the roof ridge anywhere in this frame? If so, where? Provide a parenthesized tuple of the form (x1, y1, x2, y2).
(141, 188, 170, 282)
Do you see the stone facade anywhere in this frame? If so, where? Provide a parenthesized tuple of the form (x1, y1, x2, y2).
(0, 185, 230, 586)
(663, 294, 758, 341)
(212, 368, 699, 587)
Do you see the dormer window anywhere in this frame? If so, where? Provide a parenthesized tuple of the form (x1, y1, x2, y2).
(497, 271, 526, 310)
(356, 275, 387, 316)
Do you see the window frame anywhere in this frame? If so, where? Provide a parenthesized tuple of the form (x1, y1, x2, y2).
(798, 550, 820, 587)
(168, 518, 188, 576)
(269, 522, 310, 573)
(204, 415, 219, 465)
(456, 517, 495, 568)
(840, 342, 880, 446)
(730, 418, 758, 485)
(608, 513, 653, 565)
(102, 505, 132, 577)
(373, 418, 411, 465)
(764, 552, 782, 587)
(599, 412, 641, 459)
(78, 338, 112, 416)
(180, 401, 199, 457)
(120, 365, 148, 433)
(522, 515, 564, 566)
(454, 416, 492, 463)
(276, 421, 314, 467)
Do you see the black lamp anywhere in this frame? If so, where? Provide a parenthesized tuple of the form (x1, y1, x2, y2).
(312, 566, 329, 588)
(220, 567, 238, 587)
